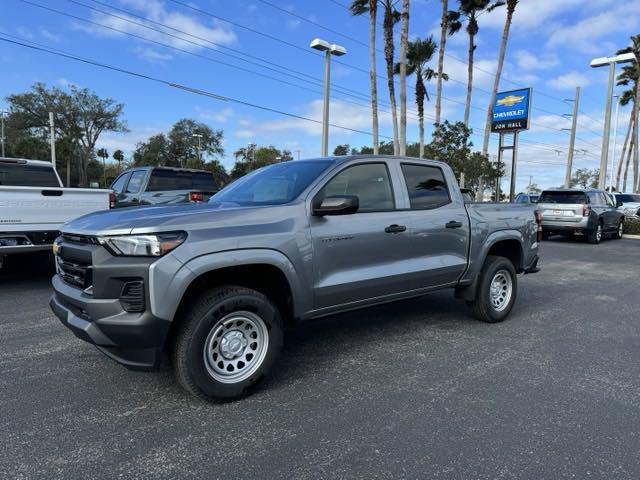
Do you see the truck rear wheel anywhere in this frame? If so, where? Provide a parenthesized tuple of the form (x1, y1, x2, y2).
(172, 286, 283, 401)
(469, 255, 517, 323)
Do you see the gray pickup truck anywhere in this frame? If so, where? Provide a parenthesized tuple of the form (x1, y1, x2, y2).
(50, 156, 540, 400)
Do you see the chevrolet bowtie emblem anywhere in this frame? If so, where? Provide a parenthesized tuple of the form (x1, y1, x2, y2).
(497, 95, 524, 107)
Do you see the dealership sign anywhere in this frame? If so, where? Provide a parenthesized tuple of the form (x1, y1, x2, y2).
(491, 88, 532, 133)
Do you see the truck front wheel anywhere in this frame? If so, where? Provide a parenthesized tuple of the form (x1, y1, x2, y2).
(469, 256, 517, 323)
(172, 286, 284, 401)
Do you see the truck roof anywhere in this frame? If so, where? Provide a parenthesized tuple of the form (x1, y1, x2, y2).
(0, 157, 55, 167)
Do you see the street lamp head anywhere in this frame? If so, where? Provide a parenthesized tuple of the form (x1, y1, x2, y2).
(590, 52, 636, 68)
(191, 133, 202, 138)
(310, 38, 331, 52)
(309, 38, 347, 56)
(330, 44, 347, 56)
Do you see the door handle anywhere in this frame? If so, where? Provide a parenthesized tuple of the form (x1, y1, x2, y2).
(446, 221, 463, 229)
(385, 224, 406, 234)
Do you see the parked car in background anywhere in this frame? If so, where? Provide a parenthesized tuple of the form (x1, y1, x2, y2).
(51, 156, 540, 400)
(538, 188, 625, 244)
(612, 192, 640, 219)
(0, 158, 111, 267)
(515, 193, 539, 204)
(110, 166, 219, 208)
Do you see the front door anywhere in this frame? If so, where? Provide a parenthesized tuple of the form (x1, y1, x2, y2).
(310, 162, 413, 309)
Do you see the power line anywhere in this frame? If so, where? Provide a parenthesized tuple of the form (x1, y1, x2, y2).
(0, 34, 395, 140)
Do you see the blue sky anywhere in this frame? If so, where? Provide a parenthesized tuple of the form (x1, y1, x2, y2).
(1, 0, 639, 191)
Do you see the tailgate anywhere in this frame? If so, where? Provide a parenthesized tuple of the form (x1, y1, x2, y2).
(0, 186, 110, 232)
(538, 202, 584, 221)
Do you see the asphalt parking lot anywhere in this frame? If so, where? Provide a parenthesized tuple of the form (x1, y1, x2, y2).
(2, 238, 640, 479)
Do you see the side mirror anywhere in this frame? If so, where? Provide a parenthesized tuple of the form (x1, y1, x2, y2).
(313, 195, 359, 216)
(616, 200, 624, 208)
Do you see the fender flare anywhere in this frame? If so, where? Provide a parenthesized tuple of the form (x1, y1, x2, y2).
(150, 249, 306, 321)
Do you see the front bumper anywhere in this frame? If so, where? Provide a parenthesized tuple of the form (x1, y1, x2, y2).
(50, 272, 170, 371)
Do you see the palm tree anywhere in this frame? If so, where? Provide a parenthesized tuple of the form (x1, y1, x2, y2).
(383, 0, 401, 154)
(350, 0, 380, 154)
(475, 0, 515, 201)
(448, 0, 505, 128)
(482, 0, 517, 156)
(616, 35, 640, 192)
(113, 149, 125, 172)
(395, 37, 438, 158)
(96, 147, 109, 186)
(435, 0, 449, 126)
(615, 69, 637, 191)
(398, 0, 410, 156)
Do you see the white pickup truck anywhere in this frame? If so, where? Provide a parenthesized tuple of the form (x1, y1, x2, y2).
(0, 158, 112, 264)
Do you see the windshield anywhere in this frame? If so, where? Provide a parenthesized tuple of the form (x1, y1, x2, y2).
(616, 194, 640, 203)
(210, 160, 332, 206)
(538, 191, 587, 204)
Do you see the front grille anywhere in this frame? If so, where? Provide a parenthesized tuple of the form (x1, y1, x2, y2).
(62, 233, 99, 244)
(57, 256, 92, 289)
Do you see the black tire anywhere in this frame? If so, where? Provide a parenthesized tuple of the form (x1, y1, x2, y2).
(613, 220, 624, 240)
(469, 255, 517, 323)
(171, 286, 284, 401)
(587, 221, 603, 244)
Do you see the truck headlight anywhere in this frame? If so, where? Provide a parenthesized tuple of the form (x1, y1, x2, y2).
(97, 232, 187, 257)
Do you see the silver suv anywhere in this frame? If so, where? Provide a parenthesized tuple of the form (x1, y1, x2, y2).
(538, 189, 625, 244)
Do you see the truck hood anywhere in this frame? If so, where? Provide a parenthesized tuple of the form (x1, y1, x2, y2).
(62, 202, 298, 236)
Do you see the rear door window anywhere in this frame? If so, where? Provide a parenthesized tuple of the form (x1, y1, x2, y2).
(538, 192, 587, 204)
(401, 163, 450, 209)
(126, 170, 146, 193)
(0, 162, 60, 187)
(147, 169, 218, 191)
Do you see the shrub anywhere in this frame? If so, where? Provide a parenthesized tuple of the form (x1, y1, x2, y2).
(623, 217, 640, 235)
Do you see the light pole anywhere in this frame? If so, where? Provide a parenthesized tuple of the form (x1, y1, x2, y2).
(590, 52, 635, 189)
(310, 38, 347, 157)
(0, 109, 7, 157)
(610, 95, 620, 192)
(191, 133, 203, 164)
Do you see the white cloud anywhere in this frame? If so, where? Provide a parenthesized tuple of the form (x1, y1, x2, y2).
(40, 29, 61, 42)
(199, 107, 234, 123)
(514, 50, 558, 71)
(56, 78, 79, 88)
(547, 71, 591, 90)
(480, 0, 593, 31)
(134, 46, 172, 63)
(546, 3, 640, 53)
(16, 27, 34, 40)
(76, 0, 236, 55)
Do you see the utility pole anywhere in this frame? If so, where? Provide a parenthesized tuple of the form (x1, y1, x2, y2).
(528, 175, 533, 193)
(49, 112, 56, 170)
(564, 86, 580, 188)
(0, 109, 6, 157)
(295, 149, 301, 160)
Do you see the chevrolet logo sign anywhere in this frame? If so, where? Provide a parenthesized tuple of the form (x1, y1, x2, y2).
(497, 95, 525, 107)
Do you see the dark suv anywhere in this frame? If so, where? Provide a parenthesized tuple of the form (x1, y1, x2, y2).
(110, 166, 219, 208)
(538, 189, 624, 244)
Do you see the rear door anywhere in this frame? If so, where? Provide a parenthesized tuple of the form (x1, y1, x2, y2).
(397, 162, 470, 290)
(309, 161, 414, 309)
(601, 191, 619, 230)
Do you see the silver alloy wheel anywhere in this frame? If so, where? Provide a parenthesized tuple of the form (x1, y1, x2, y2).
(596, 224, 602, 242)
(203, 311, 269, 384)
(489, 270, 513, 312)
